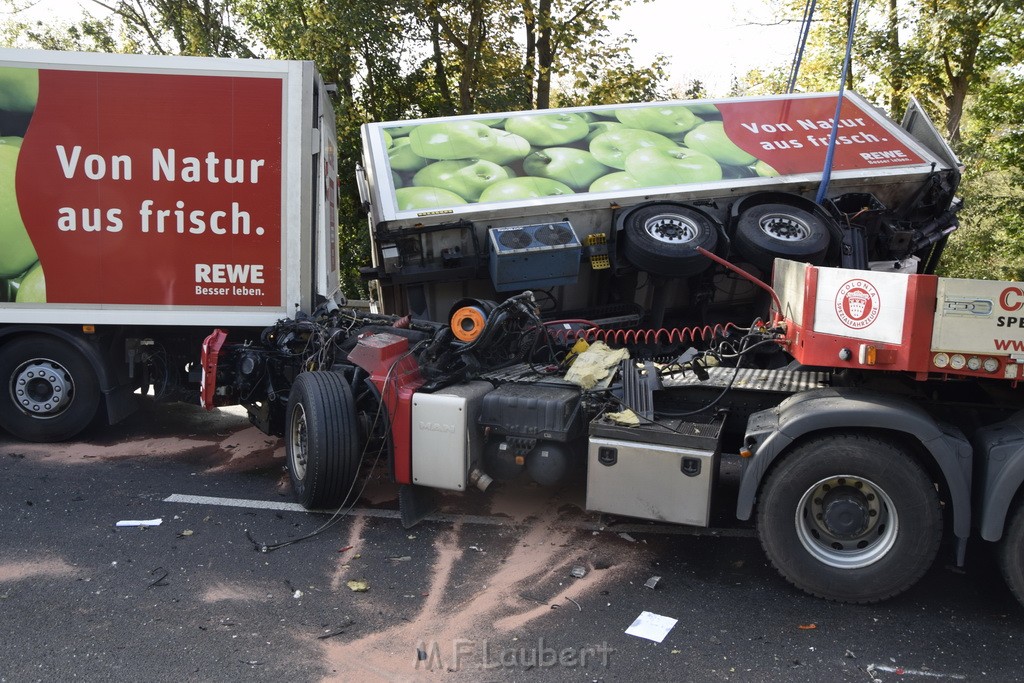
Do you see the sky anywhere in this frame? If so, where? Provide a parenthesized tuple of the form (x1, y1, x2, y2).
(7, 0, 798, 97)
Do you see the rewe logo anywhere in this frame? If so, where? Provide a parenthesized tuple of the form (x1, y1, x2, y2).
(835, 279, 881, 329)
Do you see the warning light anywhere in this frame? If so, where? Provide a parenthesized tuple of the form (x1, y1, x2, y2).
(858, 344, 877, 366)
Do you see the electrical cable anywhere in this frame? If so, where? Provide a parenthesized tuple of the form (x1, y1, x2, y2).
(247, 340, 427, 552)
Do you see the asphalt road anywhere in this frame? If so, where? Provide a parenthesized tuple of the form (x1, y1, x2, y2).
(1, 401, 1022, 682)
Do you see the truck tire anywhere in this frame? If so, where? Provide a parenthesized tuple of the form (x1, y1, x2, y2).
(999, 501, 1024, 608)
(285, 371, 362, 510)
(0, 335, 100, 442)
(733, 203, 830, 273)
(621, 203, 718, 277)
(756, 433, 942, 603)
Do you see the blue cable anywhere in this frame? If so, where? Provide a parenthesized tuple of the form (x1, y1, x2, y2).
(815, 0, 861, 205)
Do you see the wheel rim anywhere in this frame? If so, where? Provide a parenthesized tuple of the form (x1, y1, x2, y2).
(643, 213, 701, 244)
(289, 403, 308, 481)
(794, 475, 898, 569)
(759, 213, 812, 242)
(10, 358, 75, 418)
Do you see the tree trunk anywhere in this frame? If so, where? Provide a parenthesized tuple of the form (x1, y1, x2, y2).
(535, 0, 552, 109)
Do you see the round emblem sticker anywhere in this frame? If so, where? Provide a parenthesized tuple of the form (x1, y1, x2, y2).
(835, 279, 880, 329)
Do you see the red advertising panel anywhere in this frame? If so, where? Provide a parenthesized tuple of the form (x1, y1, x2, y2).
(5, 68, 282, 306)
(716, 95, 924, 172)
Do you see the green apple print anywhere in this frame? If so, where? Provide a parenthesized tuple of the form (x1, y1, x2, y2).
(0, 143, 38, 278)
(408, 120, 499, 160)
(522, 147, 610, 192)
(15, 261, 45, 303)
(0, 67, 39, 114)
(412, 159, 508, 202)
(683, 121, 757, 166)
(396, 186, 469, 211)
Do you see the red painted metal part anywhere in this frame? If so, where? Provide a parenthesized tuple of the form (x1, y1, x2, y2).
(200, 328, 229, 410)
(347, 332, 424, 484)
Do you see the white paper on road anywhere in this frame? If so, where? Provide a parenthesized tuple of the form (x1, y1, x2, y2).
(115, 518, 163, 527)
(625, 611, 678, 643)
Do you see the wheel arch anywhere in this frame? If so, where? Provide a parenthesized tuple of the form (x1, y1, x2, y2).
(0, 326, 130, 426)
(736, 388, 972, 542)
(974, 410, 1024, 542)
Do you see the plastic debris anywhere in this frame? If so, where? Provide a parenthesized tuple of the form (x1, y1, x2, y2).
(292, 590, 303, 599)
(387, 556, 412, 562)
(468, 545, 484, 553)
(178, 529, 194, 537)
(606, 409, 640, 426)
(625, 611, 678, 643)
(798, 623, 817, 630)
(570, 565, 587, 578)
(644, 576, 661, 589)
(565, 596, 582, 611)
(116, 518, 162, 527)
(346, 579, 369, 592)
(618, 532, 637, 543)
(564, 341, 630, 389)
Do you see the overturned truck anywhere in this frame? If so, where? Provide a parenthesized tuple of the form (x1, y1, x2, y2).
(203, 91, 1024, 604)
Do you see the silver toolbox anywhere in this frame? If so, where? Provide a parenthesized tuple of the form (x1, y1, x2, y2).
(586, 418, 721, 526)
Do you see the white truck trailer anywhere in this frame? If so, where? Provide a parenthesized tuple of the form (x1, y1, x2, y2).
(0, 48, 341, 441)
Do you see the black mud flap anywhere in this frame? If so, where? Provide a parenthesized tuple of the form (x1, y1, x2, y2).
(399, 484, 439, 529)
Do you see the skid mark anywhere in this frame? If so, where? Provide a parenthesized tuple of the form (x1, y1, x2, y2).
(320, 512, 639, 681)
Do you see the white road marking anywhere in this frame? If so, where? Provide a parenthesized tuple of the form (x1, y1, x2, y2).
(870, 665, 966, 680)
(163, 493, 758, 537)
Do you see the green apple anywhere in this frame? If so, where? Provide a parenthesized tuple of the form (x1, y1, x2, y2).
(385, 125, 417, 137)
(754, 160, 780, 177)
(408, 120, 499, 160)
(501, 165, 517, 178)
(589, 171, 644, 193)
(687, 103, 721, 117)
(504, 113, 589, 146)
(624, 147, 723, 186)
(476, 130, 531, 165)
(15, 261, 44, 303)
(0, 144, 38, 278)
(382, 130, 393, 148)
(1, 136, 22, 148)
(477, 117, 506, 127)
(392, 171, 403, 188)
(522, 147, 610, 191)
(615, 105, 700, 135)
(388, 137, 429, 172)
(413, 159, 508, 201)
(395, 186, 468, 211)
(478, 177, 574, 203)
(588, 128, 678, 169)
(590, 108, 621, 120)
(0, 67, 39, 114)
(585, 121, 624, 143)
(683, 121, 757, 165)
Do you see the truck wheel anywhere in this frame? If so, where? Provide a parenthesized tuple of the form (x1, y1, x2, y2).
(0, 335, 100, 442)
(733, 203, 829, 273)
(756, 433, 942, 603)
(999, 502, 1024, 608)
(286, 371, 362, 510)
(621, 203, 718, 277)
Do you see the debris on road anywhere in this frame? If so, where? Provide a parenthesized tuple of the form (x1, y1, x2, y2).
(644, 575, 661, 589)
(116, 518, 163, 527)
(346, 579, 369, 592)
(625, 611, 678, 643)
(570, 565, 587, 578)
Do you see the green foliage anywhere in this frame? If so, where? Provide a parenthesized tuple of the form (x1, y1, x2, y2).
(755, 0, 1024, 280)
